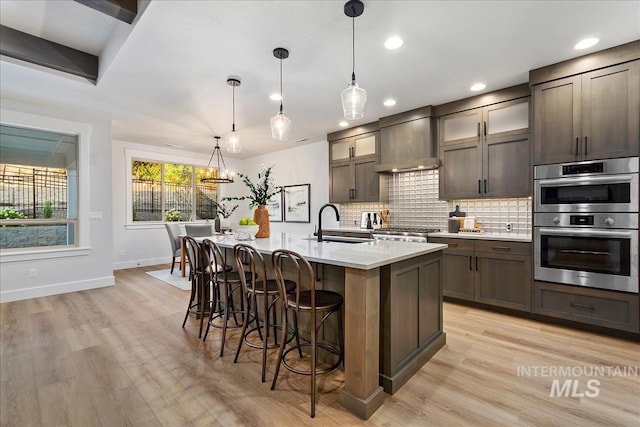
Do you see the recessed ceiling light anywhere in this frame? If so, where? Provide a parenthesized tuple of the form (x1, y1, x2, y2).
(384, 36, 403, 50)
(270, 93, 282, 101)
(383, 99, 396, 107)
(470, 83, 486, 92)
(575, 37, 599, 50)
(339, 121, 349, 127)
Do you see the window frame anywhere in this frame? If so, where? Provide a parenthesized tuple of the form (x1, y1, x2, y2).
(0, 108, 90, 261)
(125, 148, 217, 225)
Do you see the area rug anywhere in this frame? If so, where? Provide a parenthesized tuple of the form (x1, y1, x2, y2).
(146, 269, 191, 291)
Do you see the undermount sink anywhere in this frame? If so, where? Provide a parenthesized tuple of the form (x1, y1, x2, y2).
(303, 236, 374, 244)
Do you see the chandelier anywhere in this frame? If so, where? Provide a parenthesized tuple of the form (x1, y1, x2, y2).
(201, 136, 234, 183)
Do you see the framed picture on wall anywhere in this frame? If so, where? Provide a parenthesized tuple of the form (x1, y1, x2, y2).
(266, 190, 283, 222)
(283, 184, 310, 223)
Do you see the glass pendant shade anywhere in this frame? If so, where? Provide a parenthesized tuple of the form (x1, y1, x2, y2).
(271, 47, 291, 141)
(225, 77, 242, 153)
(341, 79, 367, 120)
(225, 129, 241, 153)
(341, 0, 367, 120)
(271, 110, 291, 141)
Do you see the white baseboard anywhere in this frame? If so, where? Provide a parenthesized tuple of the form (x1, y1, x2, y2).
(112, 257, 170, 270)
(0, 275, 115, 303)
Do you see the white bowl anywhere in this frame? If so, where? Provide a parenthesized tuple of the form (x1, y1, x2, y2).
(236, 224, 259, 236)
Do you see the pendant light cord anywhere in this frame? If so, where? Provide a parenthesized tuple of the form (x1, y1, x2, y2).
(232, 85, 236, 132)
(279, 57, 284, 114)
(351, 15, 356, 82)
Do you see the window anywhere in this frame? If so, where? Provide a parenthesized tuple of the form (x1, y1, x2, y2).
(0, 124, 78, 249)
(131, 159, 218, 222)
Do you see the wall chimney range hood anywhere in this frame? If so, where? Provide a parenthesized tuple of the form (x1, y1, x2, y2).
(377, 106, 438, 174)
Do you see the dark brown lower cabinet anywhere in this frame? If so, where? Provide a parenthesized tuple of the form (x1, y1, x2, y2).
(379, 251, 445, 394)
(533, 281, 640, 333)
(429, 237, 532, 312)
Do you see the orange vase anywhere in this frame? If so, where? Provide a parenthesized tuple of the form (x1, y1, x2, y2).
(253, 205, 270, 238)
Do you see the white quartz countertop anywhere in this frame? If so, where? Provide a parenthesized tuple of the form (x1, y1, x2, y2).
(199, 233, 446, 270)
(428, 231, 532, 242)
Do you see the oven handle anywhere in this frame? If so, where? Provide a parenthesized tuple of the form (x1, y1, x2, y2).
(538, 228, 634, 239)
(537, 174, 634, 187)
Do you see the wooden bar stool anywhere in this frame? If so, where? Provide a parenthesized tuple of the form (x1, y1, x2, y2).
(270, 249, 344, 418)
(201, 238, 250, 356)
(232, 243, 295, 382)
(181, 236, 212, 338)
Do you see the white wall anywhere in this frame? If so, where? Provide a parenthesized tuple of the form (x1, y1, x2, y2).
(0, 99, 114, 302)
(111, 139, 336, 269)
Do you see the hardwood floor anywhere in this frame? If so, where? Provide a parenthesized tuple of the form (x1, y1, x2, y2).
(2, 265, 638, 426)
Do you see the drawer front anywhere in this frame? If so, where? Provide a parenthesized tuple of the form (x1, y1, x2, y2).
(534, 281, 639, 333)
(428, 237, 474, 252)
(474, 240, 530, 256)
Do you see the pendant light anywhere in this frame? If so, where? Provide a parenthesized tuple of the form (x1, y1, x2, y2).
(225, 78, 242, 153)
(341, 0, 367, 120)
(270, 47, 291, 141)
(201, 136, 234, 183)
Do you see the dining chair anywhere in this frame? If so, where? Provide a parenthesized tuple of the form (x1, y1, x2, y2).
(270, 249, 344, 418)
(181, 235, 213, 338)
(232, 243, 295, 382)
(164, 223, 182, 274)
(185, 223, 213, 237)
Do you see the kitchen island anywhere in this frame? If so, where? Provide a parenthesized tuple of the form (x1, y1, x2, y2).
(205, 232, 447, 419)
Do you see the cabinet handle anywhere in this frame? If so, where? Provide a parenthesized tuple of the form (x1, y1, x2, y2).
(584, 136, 588, 155)
(469, 255, 472, 270)
(449, 243, 458, 247)
(477, 122, 481, 137)
(475, 256, 478, 271)
(478, 180, 482, 194)
(483, 121, 487, 136)
(575, 137, 579, 156)
(484, 179, 487, 193)
(570, 302, 595, 310)
(491, 246, 511, 251)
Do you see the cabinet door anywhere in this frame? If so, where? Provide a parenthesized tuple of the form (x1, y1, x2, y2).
(439, 143, 481, 200)
(439, 109, 482, 146)
(353, 158, 379, 202)
(484, 98, 529, 139)
(475, 252, 532, 311)
(380, 117, 432, 163)
(329, 163, 352, 203)
(352, 133, 377, 159)
(330, 138, 351, 163)
(581, 60, 640, 160)
(429, 238, 474, 300)
(483, 133, 531, 198)
(533, 75, 582, 165)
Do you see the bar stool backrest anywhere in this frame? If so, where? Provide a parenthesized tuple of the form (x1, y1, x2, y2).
(201, 238, 227, 280)
(233, 243, 267, 295)
(271, 248, 316, 318)
(183, 236, 202, 275)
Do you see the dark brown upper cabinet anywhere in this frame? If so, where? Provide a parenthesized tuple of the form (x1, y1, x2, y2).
(530, 41, 640, 165)
(435, 85, 531, 200)
(328, 122, 387, 203)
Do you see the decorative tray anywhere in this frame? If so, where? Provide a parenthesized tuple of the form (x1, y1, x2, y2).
(459, 228, 483, 233)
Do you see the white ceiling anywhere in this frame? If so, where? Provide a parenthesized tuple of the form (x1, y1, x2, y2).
(1, 0, 639, 159)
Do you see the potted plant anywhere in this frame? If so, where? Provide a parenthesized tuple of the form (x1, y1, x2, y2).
(212, 201, 238, 230)
(223, 164, 282, 238)
(165, 208, 182, 222)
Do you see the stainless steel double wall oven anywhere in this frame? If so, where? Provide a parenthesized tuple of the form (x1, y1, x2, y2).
(534, 157, 639, 293)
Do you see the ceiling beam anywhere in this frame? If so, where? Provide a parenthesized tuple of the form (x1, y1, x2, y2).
(73, 0, 138, 24)
(0, 25, 98, 83)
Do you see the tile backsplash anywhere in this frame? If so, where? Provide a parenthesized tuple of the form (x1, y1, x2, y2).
(338, 169, 531, 234)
